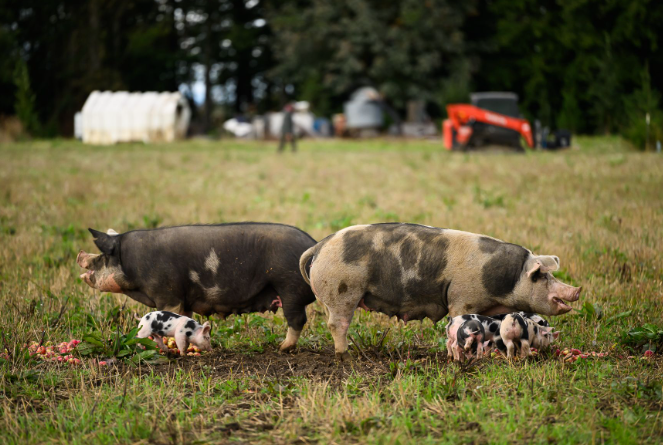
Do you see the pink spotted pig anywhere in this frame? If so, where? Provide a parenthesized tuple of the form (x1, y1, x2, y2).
(136, 311, 212, 356)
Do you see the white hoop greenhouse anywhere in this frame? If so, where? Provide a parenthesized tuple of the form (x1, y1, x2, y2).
(76, 91, 191, 145)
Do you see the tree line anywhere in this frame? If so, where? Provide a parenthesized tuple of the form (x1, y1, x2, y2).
(0, 0, 661, 146)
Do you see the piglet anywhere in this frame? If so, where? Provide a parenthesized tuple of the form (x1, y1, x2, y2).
(136, 311, 212, 356)
(448, 318, 490, 361)
(447, 314, 501, 360)
(533, 325, 560, 350)
(499, 313, 534, 358)
(498, 313, 558, 358)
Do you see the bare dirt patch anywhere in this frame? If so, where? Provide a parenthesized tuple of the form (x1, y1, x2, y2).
(141, 345, 451, 385)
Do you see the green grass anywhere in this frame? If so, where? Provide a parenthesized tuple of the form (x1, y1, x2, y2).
(1, 136, 662, 444)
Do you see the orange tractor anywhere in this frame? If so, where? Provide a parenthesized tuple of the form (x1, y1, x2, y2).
(443, 92, 570, 151)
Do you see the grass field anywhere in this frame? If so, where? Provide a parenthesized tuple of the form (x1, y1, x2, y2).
(1, 137, 662, 444)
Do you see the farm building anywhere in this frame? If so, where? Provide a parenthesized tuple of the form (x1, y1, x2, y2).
(76, 91, 191, 145)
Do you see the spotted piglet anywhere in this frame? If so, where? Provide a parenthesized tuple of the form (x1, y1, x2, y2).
(448, 319, 490, 361)
(446, 314, 501, 361)
(136, 311, 212, 356)
(498, 313, 557, 358)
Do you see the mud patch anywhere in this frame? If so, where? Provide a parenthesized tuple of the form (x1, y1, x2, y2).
(147, 345, 450, 386)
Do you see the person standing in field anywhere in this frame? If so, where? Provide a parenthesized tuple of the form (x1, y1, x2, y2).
(278, 103, 297, 152)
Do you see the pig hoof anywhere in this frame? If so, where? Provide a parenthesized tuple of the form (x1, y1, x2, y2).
(279, 343, 296, 353)
(335, 351, 352, 362)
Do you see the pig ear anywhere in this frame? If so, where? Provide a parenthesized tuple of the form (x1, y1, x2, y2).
(89, 228, 119, 255)
(553, 331, 561, 339)
(202, 322, 211, 335)
(525, 260, 540, 277)
(538, 255, 560, 272)
(526, 256, 560, 277)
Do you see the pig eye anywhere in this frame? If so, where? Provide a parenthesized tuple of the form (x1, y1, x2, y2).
(531, 270, 542, 282)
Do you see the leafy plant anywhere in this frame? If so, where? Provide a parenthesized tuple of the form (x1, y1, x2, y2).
(574, 302, 603, 320)
(619, 324, 663, 353)
(389, 358, 422, 377)
(611, 377, 663, 401)
(77, 327, 166, 365)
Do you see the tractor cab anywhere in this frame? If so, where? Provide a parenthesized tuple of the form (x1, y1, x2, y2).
(443, 92, 571, 151)
(444, 92, 532, 151)
(471, 92, 522, 118)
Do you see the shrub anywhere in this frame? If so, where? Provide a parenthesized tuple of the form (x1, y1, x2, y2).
(619, 324, 663, 353)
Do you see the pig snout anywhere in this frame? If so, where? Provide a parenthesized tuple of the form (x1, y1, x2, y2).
(76, 250, 99, 269)
(555, 282, 581, 302)
(79, 269, 123, 293)
(195, 339, 213, 352)
(549, 281, 582, 313)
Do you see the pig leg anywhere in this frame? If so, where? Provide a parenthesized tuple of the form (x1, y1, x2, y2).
(451, 340, 463, 361)
(476, 341, 484, 358)
(482, 341, 491, 357)
(326, 305, 355, 361)
(307, 262, 359, 360)
(520, 340, 532, 358)
(504, 339, 516, 359)
(446, 337, 454, 358)
(174, 334, 189, 357)
(152, 334, 168, 352)
(279, 294, 308, 351)
(280, 327, 302, 352)
(454, 344, 465, 362)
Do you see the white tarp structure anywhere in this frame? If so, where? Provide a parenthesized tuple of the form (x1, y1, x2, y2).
(79, 91, 191, 144)
(223, 118, 254, 138)
(266, 111, 315, 137)
(225, 101, 317, 139)
(344, 87, 383, 129)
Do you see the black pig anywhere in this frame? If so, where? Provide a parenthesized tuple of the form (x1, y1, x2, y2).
(77, 223, 316, 351)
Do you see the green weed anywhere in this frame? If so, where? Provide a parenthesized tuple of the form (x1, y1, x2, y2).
(619, 323, 663, 352)
(77, 326, 165, 365)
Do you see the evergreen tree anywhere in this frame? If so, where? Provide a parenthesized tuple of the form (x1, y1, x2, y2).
(13, 58, 40, 135)
(268, 0, 472, 114)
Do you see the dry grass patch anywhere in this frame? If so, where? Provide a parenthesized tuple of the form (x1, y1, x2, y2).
(0, 137, 662, 443)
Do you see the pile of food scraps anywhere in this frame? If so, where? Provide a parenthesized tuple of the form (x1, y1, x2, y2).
(6, 340, 84, 365)
(153, 336, 204, 356)
(555, 348, 609, 363)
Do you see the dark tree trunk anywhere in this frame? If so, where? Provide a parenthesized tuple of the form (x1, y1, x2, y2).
(169, 0, 179, 90)
(231, 0, 253, 113)
(204, 3, 213, 132)
(88, 0, 101, 73)
(235, 58, 253, 113)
